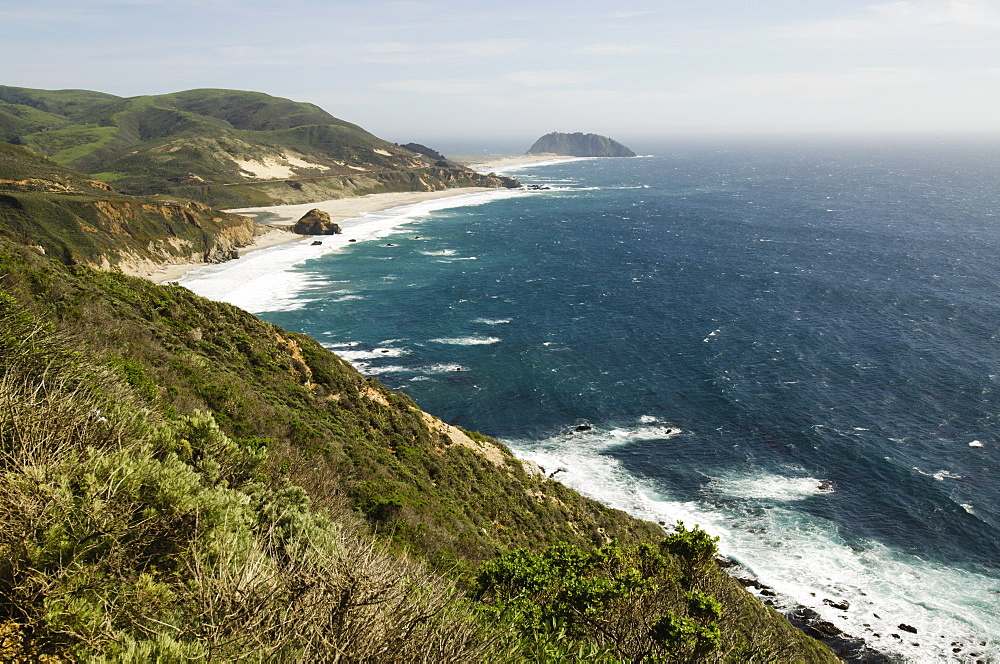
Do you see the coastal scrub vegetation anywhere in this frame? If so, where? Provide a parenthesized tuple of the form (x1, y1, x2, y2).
(0, 234, 838, 661)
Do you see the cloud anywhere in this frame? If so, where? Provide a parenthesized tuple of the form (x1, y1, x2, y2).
(1, 5, 95, 23)
(357, 42, 415, 54)
(501, 70, 597, 87)
(374, 79, 500, 96)
(610, 9, 661, 18)
(784, 0, 1000, 42)
(215, 45, 259, 58)
(358, 38, 527, 64)
(579, 43, 661, 55)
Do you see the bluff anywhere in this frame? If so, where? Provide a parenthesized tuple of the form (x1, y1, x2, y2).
(0, 141, 265, 276)
(0, 86, 520, 208)
(527, 131, 636, 157)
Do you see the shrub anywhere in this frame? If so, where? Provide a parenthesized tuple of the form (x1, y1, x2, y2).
(474, 540, 725, 661)
(661, 521, 720, 590)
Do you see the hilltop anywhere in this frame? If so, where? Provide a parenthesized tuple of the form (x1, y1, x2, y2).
(0, 86, 518, 208)
(527, 131, 636, 157)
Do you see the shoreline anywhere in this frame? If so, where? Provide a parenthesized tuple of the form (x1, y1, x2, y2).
(151, 186, 500, 285)
(452, 153, 577, 172)
(147, 156, 572, 286)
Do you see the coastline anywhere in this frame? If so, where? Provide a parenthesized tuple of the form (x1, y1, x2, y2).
(151, 186, 499, 285)
(148, 228, 298, 284)
(452, 153, 577, 172)
(147, 155, 574, 286)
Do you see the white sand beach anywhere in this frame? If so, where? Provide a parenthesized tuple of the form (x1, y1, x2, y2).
(226, 187, 495, 227)
(150, 186, 499, 284)
(168, 184, 535, 312)
(453, 153, 576, 171)
(147, 157, 575, 286)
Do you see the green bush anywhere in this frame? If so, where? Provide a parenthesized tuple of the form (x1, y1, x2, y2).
(475, 540, 727, 661)
(661, 521, 720, 591)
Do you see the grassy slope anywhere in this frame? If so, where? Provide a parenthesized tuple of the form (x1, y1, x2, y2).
(0, 237, 838, 662)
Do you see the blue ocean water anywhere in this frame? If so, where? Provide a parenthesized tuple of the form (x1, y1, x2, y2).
(182, 140, 1000, 661)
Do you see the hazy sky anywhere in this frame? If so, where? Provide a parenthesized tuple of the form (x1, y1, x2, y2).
(5, 0, 1000, 147)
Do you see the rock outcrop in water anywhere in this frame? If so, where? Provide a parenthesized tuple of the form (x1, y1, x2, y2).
(526, 132, 636, 158)
(293, 208, 342, 235)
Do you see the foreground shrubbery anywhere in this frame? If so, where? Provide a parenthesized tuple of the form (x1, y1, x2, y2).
(0, 299, 489, 661)
(476, 534, 723, 662)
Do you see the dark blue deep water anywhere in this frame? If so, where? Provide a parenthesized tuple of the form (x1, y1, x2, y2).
(185, 140, 1000, 661)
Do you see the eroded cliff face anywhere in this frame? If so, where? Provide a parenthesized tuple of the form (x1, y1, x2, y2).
(0, 189, 265, 276)
(0, 141, 268, 276)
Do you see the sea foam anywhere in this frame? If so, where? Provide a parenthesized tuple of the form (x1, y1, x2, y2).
(506, 419, 1000, 662)
(179, 188, 534, 311)
(429, 336, 500, 345)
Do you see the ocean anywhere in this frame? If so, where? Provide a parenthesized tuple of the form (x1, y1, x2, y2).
(179, 139, 1000, 662)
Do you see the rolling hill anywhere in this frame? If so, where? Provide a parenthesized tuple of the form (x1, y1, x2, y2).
(0, 86, 518, 208)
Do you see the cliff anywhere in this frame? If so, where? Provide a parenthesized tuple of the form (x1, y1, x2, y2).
(0, 86, 520, 208)
(0, 141, 266, 276)
(527, 131, 636, 157)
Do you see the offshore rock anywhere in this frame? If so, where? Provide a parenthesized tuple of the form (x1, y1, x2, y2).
(293, 208, 341, 235)
(526, 132, 636, 158)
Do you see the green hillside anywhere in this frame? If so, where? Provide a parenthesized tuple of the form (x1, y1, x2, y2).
(0, 86, 518, 207)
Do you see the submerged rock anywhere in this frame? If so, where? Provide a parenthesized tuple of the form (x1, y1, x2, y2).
(824, 598, 850, 611)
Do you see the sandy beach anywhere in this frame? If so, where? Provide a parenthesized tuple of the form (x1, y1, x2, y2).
(226, 187, 496, 227)
(148, 228, 300, 284)
(452, 153, 576, 171)
(151, 186, 500, 284)
(148, 156, 568, 285)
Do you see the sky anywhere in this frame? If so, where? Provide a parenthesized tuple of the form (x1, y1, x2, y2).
(4, 0, 1000, 148)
